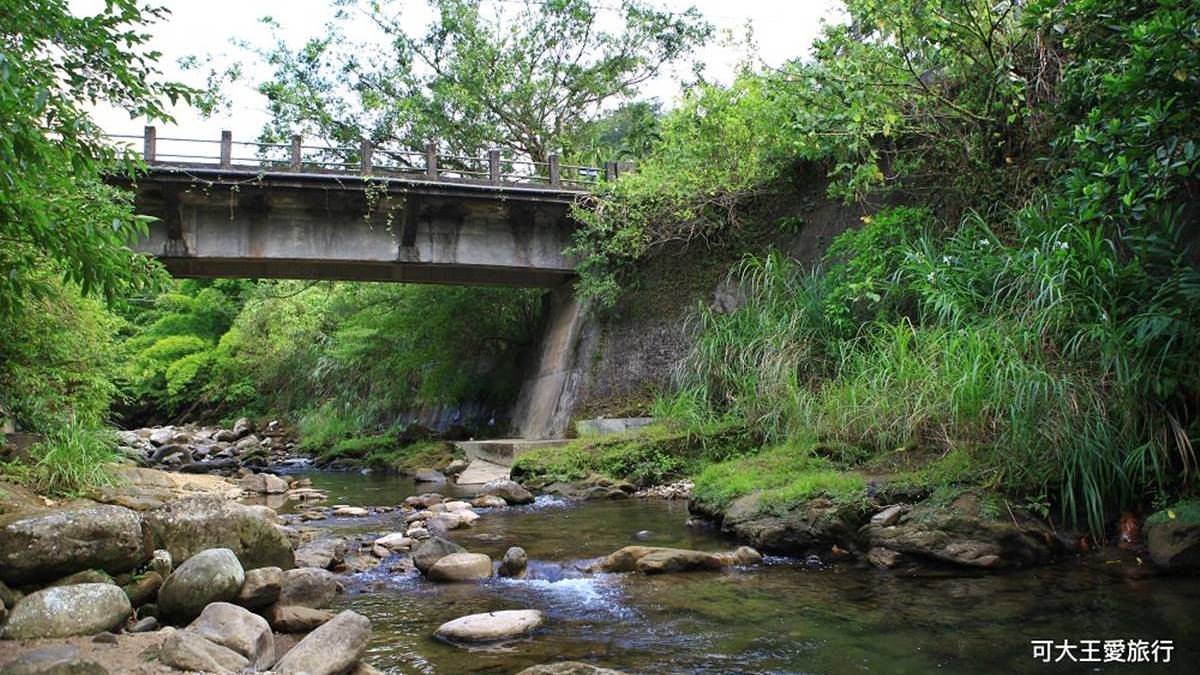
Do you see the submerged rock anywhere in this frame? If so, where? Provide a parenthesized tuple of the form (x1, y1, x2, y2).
(2, 584, 130, 640)
(435, 609, 544, 643)
(592, 546, 762, 575)
(427, 553, 493, 582)
(158, 548, 245, 624)
(0, 505, 146, 585)
(516, 663, 627, 675)
(272, 610, 372, 675)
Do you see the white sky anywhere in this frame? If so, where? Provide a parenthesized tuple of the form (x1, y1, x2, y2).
(85, 0, 844, 144)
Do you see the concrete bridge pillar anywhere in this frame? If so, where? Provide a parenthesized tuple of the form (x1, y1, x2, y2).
(511, 284, 585, 439)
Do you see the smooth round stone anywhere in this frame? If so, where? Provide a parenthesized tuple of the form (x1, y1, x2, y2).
(426, 553, 492, 582)
(435, 609, 545, 643)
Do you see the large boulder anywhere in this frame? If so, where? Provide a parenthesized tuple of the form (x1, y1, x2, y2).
(1145, 506, 1200, 570)
(278, 568, 337, 608)
(158, 548, 245, 624)
(264, 604, 335, 633)
(187, 602, 275, 670)
(272, 610, 372, 675)
(2, 584, 131, 639)
(159, 630, 249, 674)
(695, 492, 864, 555)
(861, 494, 1059, 568)
(295, 538, 347, 570)
(435, 609, 544, 643)
(412, 537, 466, 575)
(239, 473, 289, 494)
(0, 505, 146, 585)
(592, 546, 762, 574)
(479, 478, 535, 505)
(0, 645, 109, 675)
(141, 495, 295, 570)
(236, 566, 283, 609)
(427, 553, 493, 582)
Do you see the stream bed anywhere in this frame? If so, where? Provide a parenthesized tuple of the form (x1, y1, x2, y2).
(272, 472, 1199, 674)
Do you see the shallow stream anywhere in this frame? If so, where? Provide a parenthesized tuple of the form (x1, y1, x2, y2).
(274, 472, 1199, 674)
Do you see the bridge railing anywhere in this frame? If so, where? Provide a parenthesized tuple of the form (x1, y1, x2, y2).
(106, 127, 630, 190)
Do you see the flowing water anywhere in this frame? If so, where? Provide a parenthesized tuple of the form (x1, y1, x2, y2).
(276, 472, 1200, 674)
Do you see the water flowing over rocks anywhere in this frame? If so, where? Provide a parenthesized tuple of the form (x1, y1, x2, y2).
(435, 609, 544, 643)
(1, 584, 130, 640)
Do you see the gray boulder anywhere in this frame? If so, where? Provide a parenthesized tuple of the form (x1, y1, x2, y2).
(479, 478, 535, 505)
(515, 663, 627, 675)
(498, 546, 528, 578)
(272, 610, 372, 675)
(187, 602, 275, 670)
(240, 473, 289, 494)
(264, 604, 335, 633)
(278, 567, 337, 608)
(0, 645, 108, 675)
(0, 505, 146, 585)
(141, 495, 295, 570)
(159, 630, 249, 674)
(158, 548, 245, 624)
(412, 537, 466, 575)
(435, 609, 544, 643)
(427, 553, 492, 582)
(1146, 510, 1200, 570)
(2, 584, 131, 639)
(295, 538, 347, 570)
(236, 566, 283, 609)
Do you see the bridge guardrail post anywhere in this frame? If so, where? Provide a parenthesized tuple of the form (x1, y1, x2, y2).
(220, 131, 232, 168)
(488, 149, 501, 184)
(361, 139, 373, 174)
(605, 161, 617, 182)
(290, 135, 302, 170)
(425, 142, 437, 179)
(143, 126, 156, 163)
(548, 154, 561, 186)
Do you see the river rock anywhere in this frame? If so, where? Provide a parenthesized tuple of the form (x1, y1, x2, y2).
(516, 663, 627, 675)
(278, 567, 337, 608)
(0, 505, 146, 585)
(444, 459, 469, 475)
(867, 547, 901, 569)
(412, 537, 467, 575)
(141, 495, 295, 570)
(149, 428, 175, 446)
(295, 538, 347, 570)
(232, 417, 253, 438)
(479, 478, 535, 505)
(593, 546, 762, 574)
(236, 566, 283, 608)
(121, 570, 162, 607)
(471, 495, 508, 509)
(187, 601, 275, 669)
(0, 645, 108, 675)
(48, 569, 114, 587)
(240, 473, 290, 494)
(158, 548, 245, 624)
(498, 547, 528, 578)
(414, 469, 446, 483)
(427, 553, 493, 582)
(272, 610, 372, 675)
(265, 604, 335, 632)
(1145, 510, 1200, 570)
(435, 609, 544, 643)
(2, 584, 131, 639)
(427, 513, 469, 532)
(442, 500, 473, 512)
(862, 493, 1057, 568)
(159, 630, 249, 674)
(696, 492, 865, 555)
(373, 533, 415, 550)
(405, 493, 444, 508)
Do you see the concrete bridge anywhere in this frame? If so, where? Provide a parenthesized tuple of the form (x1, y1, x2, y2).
(114, 127, 629, 287)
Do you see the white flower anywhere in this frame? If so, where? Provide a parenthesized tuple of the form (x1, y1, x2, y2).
(1057, 241, 1069, 250)
(978, 238, 990, 247)
(926, 271, 936, 283)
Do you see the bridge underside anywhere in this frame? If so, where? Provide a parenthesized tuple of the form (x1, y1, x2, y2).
(126, 168, 581, 287)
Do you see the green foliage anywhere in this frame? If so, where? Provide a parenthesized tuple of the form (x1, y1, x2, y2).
(0, 0, 191, 318)
(248, 0, 709, 163)
(691, 441, 866, 514)
(364, 441, 458, 474)
(2, 419, 123, 496)
(513, 423, 755, 487)
(1146, 500, 1200, 527)
(0, 278, 123, 431)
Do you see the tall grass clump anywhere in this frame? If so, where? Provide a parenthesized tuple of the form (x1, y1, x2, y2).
(6, 419, 124, 496)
